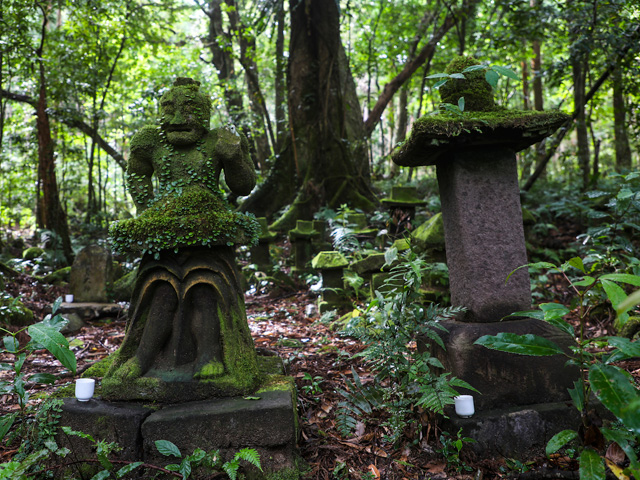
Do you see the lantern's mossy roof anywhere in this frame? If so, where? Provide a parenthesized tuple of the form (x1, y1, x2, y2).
(311, 251, 349, 270)
(392, 108, 570, 167)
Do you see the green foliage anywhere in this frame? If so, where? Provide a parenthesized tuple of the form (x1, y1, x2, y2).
(437, 428, 476, 473)
(475, 257, 640, 480)
(337, 249, 474, 444)
(0, 297, 75, 423)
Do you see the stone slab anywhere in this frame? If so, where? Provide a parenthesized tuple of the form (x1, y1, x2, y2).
(141, 389, 298, 471)
(58, 302, 126, 321)
(437, 146, 531, 322)
(425, 319, 578, 410)
(57, 398, 153, 461)
(442, 401, 581, 458)
(69, 245, 113, 303)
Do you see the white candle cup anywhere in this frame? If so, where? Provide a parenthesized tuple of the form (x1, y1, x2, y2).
(454, 395, 475, 418)
(75, 378, 95, 402)
(65, 294, 74, 303)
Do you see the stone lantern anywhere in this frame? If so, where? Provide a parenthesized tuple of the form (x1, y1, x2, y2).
(392, 57, 578, 456)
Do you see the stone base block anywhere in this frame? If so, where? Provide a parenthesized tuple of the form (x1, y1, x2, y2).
(142, 389, 299, 472)
(57, 398, 152, 461)
(424, 318, 579, 409)
(56, 386, 299, 477)
(442, 401, 581, 458)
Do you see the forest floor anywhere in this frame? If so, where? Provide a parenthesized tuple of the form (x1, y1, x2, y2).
(1, 264, 639, 479)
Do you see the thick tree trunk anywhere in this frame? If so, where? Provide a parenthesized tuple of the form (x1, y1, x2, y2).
(242, 0, 376, 229)
(612, 67, 632, 171)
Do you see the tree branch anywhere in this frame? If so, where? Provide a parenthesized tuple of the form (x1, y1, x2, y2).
(522, 22, 640, 192)
(363, 1, 477, 136)
(0, 89, 126, 170)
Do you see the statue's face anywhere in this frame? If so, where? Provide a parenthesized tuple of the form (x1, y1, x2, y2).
(160, 86, 210, 146)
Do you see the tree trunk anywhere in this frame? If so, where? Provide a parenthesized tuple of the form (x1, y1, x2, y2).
(612, 67, 632, 171)
(274, 0, 287, 152)
(35, 43, 73, 263)
(242, 0, 376, 229)
(572, 56, 590, 190)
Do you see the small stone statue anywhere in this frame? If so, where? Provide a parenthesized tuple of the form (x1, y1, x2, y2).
(105, 78, 261, 402)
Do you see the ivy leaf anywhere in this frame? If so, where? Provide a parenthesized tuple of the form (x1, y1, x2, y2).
(450, 73, 466, 79)
(116, 462, 143, 478)
(426, 73, 450, 79)
(457, 97, 465, 112)
(462, 65, 486, 73)
(433, 79, 448, 89)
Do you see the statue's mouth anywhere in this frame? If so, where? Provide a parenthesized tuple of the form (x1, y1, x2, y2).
(166, 125, 194, 133)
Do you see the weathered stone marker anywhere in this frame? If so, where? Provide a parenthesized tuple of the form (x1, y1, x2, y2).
(69, 245, 113, 303)
(393, 57, 577, 456)
(60, 78, 298, 476)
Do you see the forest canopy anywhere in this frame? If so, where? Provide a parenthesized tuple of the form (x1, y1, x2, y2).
(0, 0, 639, 251)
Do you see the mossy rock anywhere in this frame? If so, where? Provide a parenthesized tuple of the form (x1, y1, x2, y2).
(311, 251, 348, 270)
(617, 316, 640, 339)
(112, 271, 137, 302)
(0, 293, 34, 326)
(110, 187, 259, 254)
(23, 246, 44, 260)
(42, 266, 71, 285)
(411, 213, 445, 250)
(440, 56, 496, 112)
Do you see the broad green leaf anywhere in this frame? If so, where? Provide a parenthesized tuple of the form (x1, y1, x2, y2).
(155, 439, 181, 458)
(491, 65, 520, 80)
(545, 429, 577, 457)
(15, 354, 26, 375)
(574, 276, 596, 287)
(384, 247, 397, 268)
(90, 471, 111, 480)
(540, 303, 570, 320)
(61, 426, 94, 441)
(3, 336, 18, 353)
(564, 257, 585, 273)
(600, 274, 640, 286)
(450, 73, 465, 79)
(475, 333, 565, 356)
(503, 309, 545, 320)
(186, 448, 206, 463)
(0, 363, 10, 371)
(568, 380, 585, 411)
(462, 65, 486, 72)
(601, 280, 627, 309)
(485, 69, 499, 87)
(41, 314, 68, 332)
(27, 373, 57, 384)
(605, 337, 640, 363)
(433, 79, 448, 89)
(179, 458, 192, 478)
(601, 427, 639, 471)
(0, 413, 16, 441)
(27, 324, 76, 375)
(579, 448, 605, 480)
(426, 73, 450, 79)
(116, 462, 143, 478)
(616, 289, 640, 315)
(589, 364, 640, 434)
(458, 97, 465, 112)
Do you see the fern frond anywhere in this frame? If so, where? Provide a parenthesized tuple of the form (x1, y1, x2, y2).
(235, 448, 262, 470)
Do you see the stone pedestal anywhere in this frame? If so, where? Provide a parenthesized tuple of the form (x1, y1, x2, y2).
(288, 220, 320, 274)
(69, 245, 113, 303)
(250, 217, 277, 271)
(311, 251, 350, 312)
(58, 387, 299, 476)
(437, 146, 530, 322)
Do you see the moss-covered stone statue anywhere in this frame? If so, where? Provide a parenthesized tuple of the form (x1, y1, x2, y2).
(105, 78, 261, 402)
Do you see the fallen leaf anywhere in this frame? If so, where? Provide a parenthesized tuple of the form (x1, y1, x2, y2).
(605, 442, 626, 465)
(367, 464, 380, 480)
(365, 446, 388, 458)
(604, 458, 629, 480)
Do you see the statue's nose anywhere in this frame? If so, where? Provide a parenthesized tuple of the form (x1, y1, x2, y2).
(170, 110, 186, 124)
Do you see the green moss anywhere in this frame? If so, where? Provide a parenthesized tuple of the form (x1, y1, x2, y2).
(256, 375, 295, 394)
(110, 187, 259, 255)
(83, 354, 117, 378)
(0, 292, 34, 326)
(195, 361, 225, 378)
(411, 108, 569, 137)
(22, 247, 44, 260)
(311, 251, 348, 270)
(258, 355, 285, 375)
(42, 266, 71, 285)
(440, 56, 495, 112)
(411, 213, 445, 250)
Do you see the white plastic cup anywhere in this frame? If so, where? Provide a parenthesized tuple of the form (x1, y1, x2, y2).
(75, 378, 95, 402)
(454, 395, 475, 418)
(65, 294, 74, 303)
